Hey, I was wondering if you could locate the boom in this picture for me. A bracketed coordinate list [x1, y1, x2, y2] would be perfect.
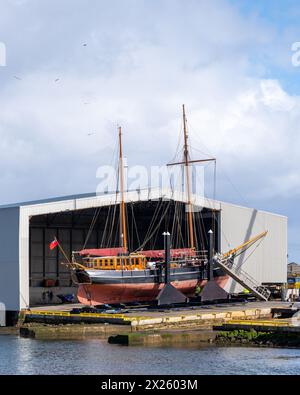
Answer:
[223, 231, 268, 259]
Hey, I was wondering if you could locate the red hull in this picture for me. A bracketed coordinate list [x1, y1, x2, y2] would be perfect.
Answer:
[77, 276, 229, 305]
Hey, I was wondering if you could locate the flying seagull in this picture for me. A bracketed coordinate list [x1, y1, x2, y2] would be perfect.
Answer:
[54, 78, 60, 83]
[13, 76, 22, 80]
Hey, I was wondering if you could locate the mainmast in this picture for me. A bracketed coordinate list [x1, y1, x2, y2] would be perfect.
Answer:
[182, 105, 195, 250]
[118, 127, 127, 252]
[167, 106, 216, 251]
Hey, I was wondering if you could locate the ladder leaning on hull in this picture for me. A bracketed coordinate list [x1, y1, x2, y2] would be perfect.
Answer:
[214, 254, 271, 301]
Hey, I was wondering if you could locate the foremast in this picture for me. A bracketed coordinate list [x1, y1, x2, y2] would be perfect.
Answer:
[118, 127, 128, 252]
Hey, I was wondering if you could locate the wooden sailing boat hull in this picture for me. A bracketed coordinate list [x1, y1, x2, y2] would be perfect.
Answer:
[74, 268, 229, 305]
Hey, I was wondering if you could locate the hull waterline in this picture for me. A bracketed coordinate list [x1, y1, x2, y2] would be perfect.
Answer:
[77, 276, 229, 305]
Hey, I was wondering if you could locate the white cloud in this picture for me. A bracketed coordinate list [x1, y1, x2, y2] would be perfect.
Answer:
[0, 0, 299, 258]
[260, 80, 295, 111]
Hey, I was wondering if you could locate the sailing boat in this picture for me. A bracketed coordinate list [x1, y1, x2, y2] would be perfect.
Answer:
[68, 107, 266, 306]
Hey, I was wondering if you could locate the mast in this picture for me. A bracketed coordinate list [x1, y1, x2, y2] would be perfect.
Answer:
[182, 105, 195, 250]
[168, 106, 216, 251]
[118, 126, 127, 252]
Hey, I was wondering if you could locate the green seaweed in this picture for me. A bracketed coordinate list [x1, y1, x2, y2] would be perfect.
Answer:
[216, 329, 300, 347]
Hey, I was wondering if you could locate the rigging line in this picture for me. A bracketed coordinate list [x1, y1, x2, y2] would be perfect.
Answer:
[187, 123, 216, 159]
[177, 203, 181, 248]
[82, 207, 102, 250]
[202, 197, 231, 249]
[178, 202, 184, 247]
[131, 203, 141, 249]
[171, 201, 176, 246]
[234, 237, 265, 268]
[135, 199, 172, 252]
[101, 204, 112, 247]
[182, 123, 252, 252]
[165, 201, 171, 232]
[191, 207, 198, 250]
[217, 220, 231, 251]
[170, 145, 184, 166]
[151, 216, 161, 250]
[106, 197, 118, 248]
[171, 200, 179, 247]
[194, 211, 200, 251]
[151, 201, 169, 250]
[125, 200, 130, 251]
[83, 213, 95, 249]
[176, 201, 182, 248]
[143, 199, 164, 245]
[169, 119, 184, 164]
[100, 141, 120, 248]
[142, 202, 159, 243]
[215, 173, 267, 245]
[106, 154, 121, 248]
[199, 210, 207, 250]
[130, 202, 134, 252]
[148, 200, 166, 248]
[190, 145, 215, 159]
[173, 201, 180, 248]
[193, 212, 200, 250]
[217, 166, 250, 208]
[215, 164, 267, 233]
[211, 160, 217, 248]
[142, 200, 172, 251]
[112, 215, 120, 248]
[194, 213, 202, 251]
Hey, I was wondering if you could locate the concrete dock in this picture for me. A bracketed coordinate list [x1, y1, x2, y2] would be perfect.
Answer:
[17, 301, 296, 344]
[24, 301, 282, 329]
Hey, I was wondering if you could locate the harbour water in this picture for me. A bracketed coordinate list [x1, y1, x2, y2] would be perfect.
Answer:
[1, 335, 300, 375]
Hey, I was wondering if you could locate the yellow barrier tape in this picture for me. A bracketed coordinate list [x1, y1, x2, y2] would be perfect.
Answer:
[24, 310, 147, 322]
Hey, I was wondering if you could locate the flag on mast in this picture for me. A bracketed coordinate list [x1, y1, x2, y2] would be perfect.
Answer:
[49, 239, 59, 251]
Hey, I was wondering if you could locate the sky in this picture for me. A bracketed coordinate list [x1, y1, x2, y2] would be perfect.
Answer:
[0, 0, 300, 261]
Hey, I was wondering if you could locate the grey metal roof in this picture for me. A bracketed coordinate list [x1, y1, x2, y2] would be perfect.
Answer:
[0, 192, 99, 209]
[0, 188, 287, 220]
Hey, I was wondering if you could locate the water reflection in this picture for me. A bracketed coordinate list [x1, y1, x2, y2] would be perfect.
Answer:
[1, 336, 300, 375]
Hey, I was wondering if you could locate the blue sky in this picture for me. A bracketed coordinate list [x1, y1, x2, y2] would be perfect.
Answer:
[230, 0, 300, 94]
[0, 0, 300, 261]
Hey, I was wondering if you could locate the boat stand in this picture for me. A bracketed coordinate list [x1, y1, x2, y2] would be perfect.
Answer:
[156, 232, 189, 306]
[200, 230, 229, 302]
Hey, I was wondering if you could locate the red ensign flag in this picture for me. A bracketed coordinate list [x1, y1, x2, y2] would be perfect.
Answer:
[49, 239, 59, 250]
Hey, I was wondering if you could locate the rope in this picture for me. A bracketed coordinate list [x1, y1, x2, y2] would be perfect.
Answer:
[131, 203, 141, 250]
[82, 207, 101, 250]
[135, 199, 172, 252]
[234, 236, 265, 260]
[142, 199, 164, 246]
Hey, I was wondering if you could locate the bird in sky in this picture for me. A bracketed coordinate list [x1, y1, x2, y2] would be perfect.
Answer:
[54, 78, 60, 83]
[13, 76, 22, 80]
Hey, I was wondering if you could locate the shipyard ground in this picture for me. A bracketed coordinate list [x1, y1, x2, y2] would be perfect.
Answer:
[5, 301, 299, 347]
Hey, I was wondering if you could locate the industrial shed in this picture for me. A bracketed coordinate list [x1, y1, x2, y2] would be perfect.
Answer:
[0, 188, 287, 320]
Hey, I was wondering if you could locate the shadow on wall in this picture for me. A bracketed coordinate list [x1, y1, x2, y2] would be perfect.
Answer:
[229, 209, 258, 294]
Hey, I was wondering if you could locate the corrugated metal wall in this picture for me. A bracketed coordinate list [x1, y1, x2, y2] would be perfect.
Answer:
[30, 227, 99, 287]
[0, 207, 20, 311]
[220, 202, 287, 293]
